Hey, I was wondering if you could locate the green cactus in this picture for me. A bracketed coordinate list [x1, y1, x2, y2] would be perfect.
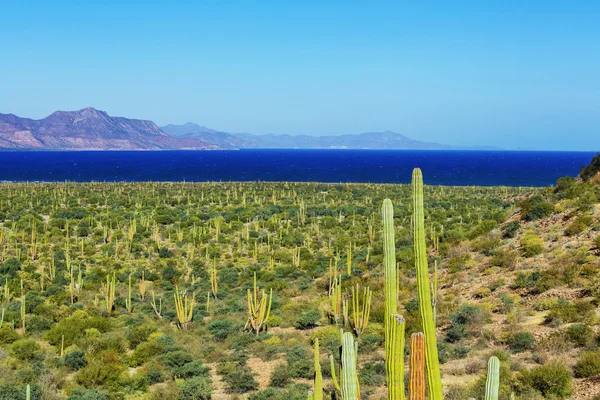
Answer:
[313, 338, 323, 400]
[341, 331, 359, 400]
[382, 198, 404, 399]
[387, 314, 406, 400]
[26, 383, 30, 400]
[485, 356, 500, 400]
[412, 168, 442, 399]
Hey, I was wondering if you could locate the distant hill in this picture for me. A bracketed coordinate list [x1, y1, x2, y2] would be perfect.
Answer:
[0, 108, 225, 150]
[161, 123, 253, 149]
[161, 124, 452, 150]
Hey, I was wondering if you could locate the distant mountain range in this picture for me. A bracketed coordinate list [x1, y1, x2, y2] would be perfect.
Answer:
[161, 122, 463, 150]
[0, 108, 500, 150]
[0, 108, 221, 150]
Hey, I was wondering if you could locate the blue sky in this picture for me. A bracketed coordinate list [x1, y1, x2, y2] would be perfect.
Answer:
[0, 1, 598, 150]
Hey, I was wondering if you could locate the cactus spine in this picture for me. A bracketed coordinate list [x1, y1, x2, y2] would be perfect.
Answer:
[313, 338, 323, 400]
[485, 356, 500, 400]
[412, 168, 443, 399]
[409, 332, 426, 400]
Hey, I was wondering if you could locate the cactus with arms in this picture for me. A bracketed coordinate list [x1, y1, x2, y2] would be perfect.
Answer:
[412, 168, 443, 399]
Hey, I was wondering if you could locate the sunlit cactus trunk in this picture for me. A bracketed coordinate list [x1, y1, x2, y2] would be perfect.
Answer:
[313, 338, 324, 400]
[341, 331, 359, 400]
[382, 199, 403, 399]
[412, 168, 443, 399]
[409, 332, 426, 400]
[485, 356, 500, 400]
[387, 314, 406, 400]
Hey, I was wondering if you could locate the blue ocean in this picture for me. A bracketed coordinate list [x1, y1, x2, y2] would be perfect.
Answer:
[0, 150, 596, 186]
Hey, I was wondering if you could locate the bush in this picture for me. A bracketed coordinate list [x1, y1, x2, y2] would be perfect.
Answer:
[218, 363, 258, 393]
[574, 351, 600, 378]
[502, 221, 520, 238]
[11, 339, 42, 361]
[565, 216, 594, 236]
[522, 200, 554, 221]
[207, 319, 239, 341]
[64, 350, 87, 370]
[295, 310, 321, 329]
[269, 363, 292, 388]
[567, 324, 593, 348]
[177, 376, 212, 400]
[66, 388, 109, 400]
[518, 361, 572, 399]
[507, 331, 536, 353]
[520, 232, 544, 257]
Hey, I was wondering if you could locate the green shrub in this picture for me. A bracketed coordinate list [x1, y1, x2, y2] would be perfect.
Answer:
[502, 221, 520, 238]
[218, 363, 258, 393]
[520, 232, 544, 257]
[75, 351, 125, 389]
[66, 387, 109, 400]
[294, 310, 321, 329]
[518, 361, 572, 399]
[64, 350, 87, 370]
[269, 363, 292, 388]
[177, 376, 212, 400]
[175, 360, 210, 379]
[566, 324, 593, 348]
[574, 351, 600, 378]
[127, 322, 157, 348]
[565, 216, 594, 236]
[507, 331, 536, 353]
[0, 326, 19, 344]
[207, 319, 239, 341]
[11, 339, 42, 361]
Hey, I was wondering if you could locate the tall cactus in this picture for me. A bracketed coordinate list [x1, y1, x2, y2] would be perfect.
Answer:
[409, 332, 426, 400]
[174, 286, 195, 330]
[382, 198, 403, 400]
[341, 331, 359, 400]
[313, 338, 324, 400]
[412, 168, 443, 399]
[485, 356, 500, 400]
[387, 314, 406, 400]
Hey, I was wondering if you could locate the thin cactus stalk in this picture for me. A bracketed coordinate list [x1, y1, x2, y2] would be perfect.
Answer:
[210, 260, 218, 298]
[412, 168, 443, 399]
[139, 271, 146, 300]
[409, 332, 426, 400]
[20, 280, 25, 333]
[485, 356, 500, 400]
[351, 284, 372, 337]
[330, 354, 341, 394]
[125, 273, 133, 313]
[313, 338, 324, 400]
[150, 291, 162, 318]
[387, 314, 405, 400]
[341, 331, 359, 400]
[105, 273, 116, 313]
[26, 383, 30, 400]
[245, 272, 273, 335]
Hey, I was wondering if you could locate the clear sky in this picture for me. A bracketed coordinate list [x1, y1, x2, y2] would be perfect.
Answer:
[1, 1, 598, 150]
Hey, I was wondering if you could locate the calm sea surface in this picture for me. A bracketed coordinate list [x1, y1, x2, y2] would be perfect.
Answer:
[0, 150, 596, 187]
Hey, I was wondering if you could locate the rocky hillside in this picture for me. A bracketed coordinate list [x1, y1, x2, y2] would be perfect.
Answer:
[0, 108, 225, 150]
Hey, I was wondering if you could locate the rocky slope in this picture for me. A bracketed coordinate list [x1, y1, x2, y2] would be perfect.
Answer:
[0, 108, 225, 150]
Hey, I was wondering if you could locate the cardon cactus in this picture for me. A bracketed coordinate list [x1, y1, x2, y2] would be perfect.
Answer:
[341, 331, 359, 400]
[409, 332, 426, 400]
[387, 314, 406, 400]
[412, 168, 443, 399]
[485, 356, 500, 400]
[313, 338, 323, 400]
[382, 198, 403, 399]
